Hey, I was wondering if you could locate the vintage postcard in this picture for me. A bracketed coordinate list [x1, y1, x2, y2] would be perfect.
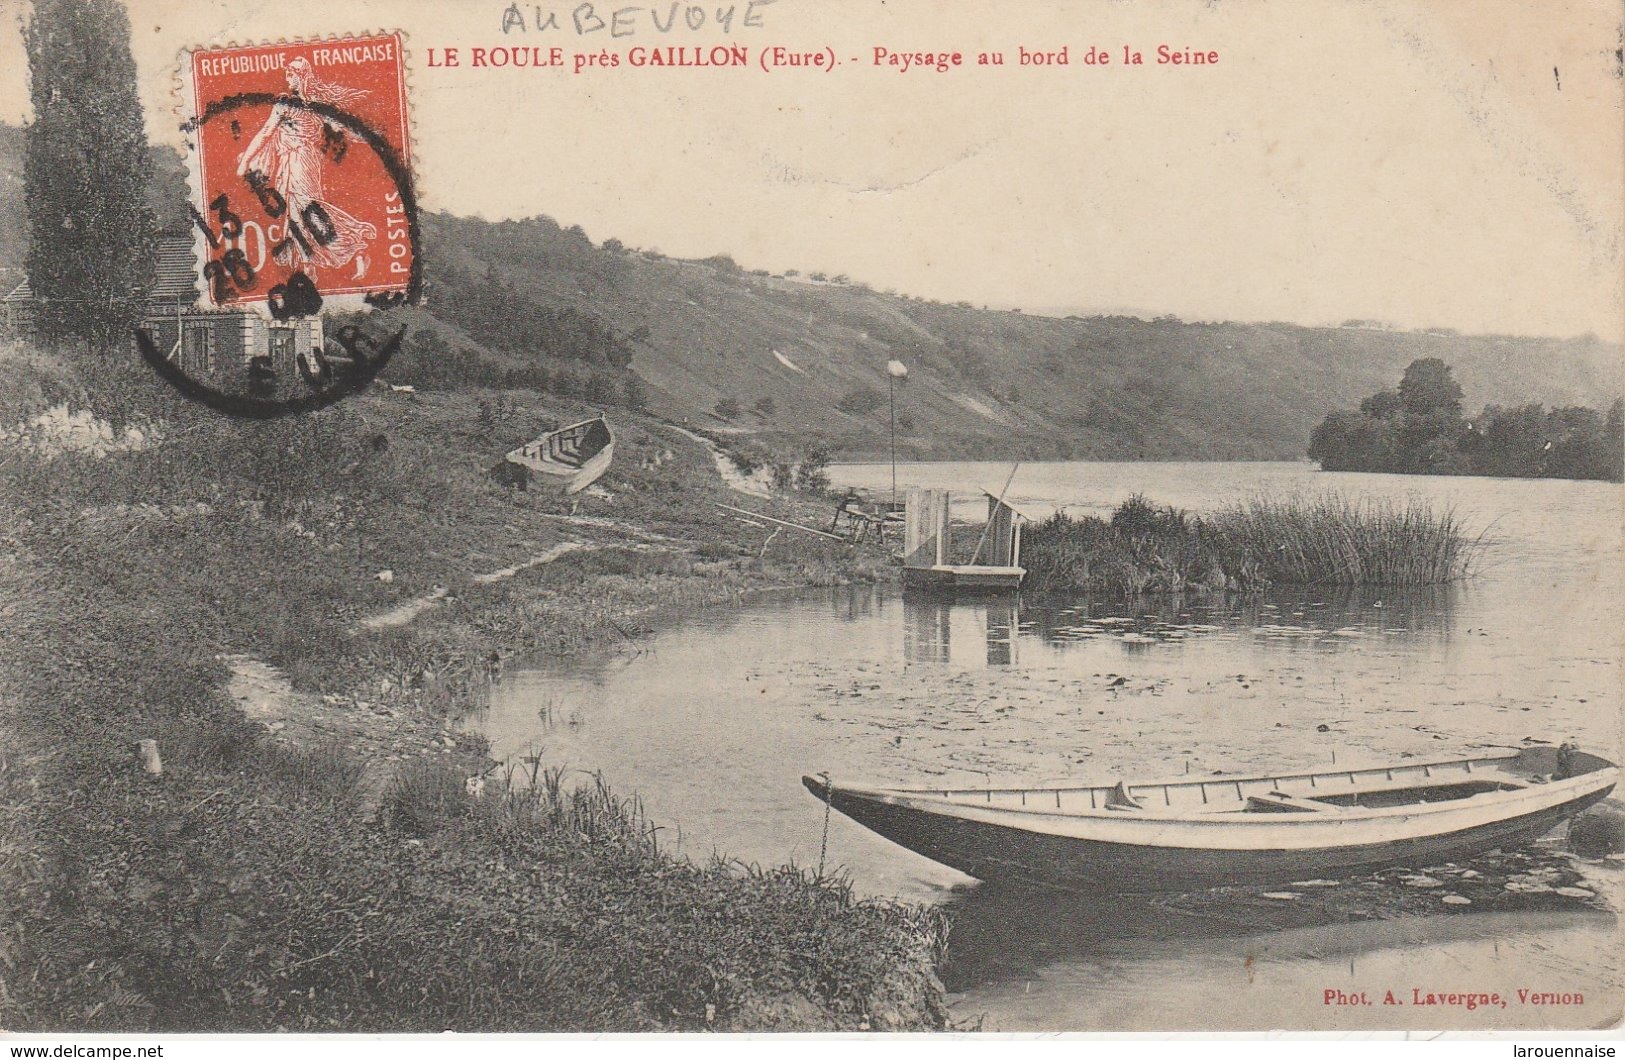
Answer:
[0, 0, 1620, 1042]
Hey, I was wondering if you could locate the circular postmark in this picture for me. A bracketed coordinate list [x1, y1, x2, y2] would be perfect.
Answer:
[139, 84, 421, 418]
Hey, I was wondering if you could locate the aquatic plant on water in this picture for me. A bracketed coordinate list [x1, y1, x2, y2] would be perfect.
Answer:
[1023, 492, 1479, 595]
[1207, 493, 1479, 586]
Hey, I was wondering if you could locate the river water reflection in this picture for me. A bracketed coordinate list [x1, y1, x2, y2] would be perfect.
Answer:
[473, 462, 1622, 1029]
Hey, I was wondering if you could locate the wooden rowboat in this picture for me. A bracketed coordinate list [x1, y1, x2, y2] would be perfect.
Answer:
[803, 745, 1617, 893]
[500, 415, 615, 494]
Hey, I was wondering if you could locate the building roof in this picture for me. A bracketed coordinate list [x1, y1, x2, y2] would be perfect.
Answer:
[2, 237, 202, 305]
[150, 237, 201, 301]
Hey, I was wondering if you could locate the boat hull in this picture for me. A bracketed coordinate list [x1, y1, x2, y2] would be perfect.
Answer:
[550, 443, 614, 495]
[803, 772, 1616, 893]
[501, 416, 615, 494]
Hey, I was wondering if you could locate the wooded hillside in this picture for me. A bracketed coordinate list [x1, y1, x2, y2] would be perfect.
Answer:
[2, 125, 1617, 461]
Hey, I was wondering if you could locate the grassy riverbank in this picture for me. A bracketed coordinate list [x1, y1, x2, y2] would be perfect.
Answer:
[1023, 493, 1480, 595]
[0, 357, 944, 1031]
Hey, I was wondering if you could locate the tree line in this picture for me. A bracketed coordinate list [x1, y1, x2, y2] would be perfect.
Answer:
[1308, 359, 1623, 482]
[427, 263, 636, 371]
[390, 326, 647, 410]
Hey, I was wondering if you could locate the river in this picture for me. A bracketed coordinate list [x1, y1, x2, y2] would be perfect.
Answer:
[472, 461, 1623, 1030]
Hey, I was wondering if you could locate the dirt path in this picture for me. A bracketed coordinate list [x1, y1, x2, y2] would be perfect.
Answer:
[664, 424, 772, 498]
[358, 541, 598, 632]
[359, 587, 451, 631]
[224, 654, 475, 815]
[471, 541, 588, 584]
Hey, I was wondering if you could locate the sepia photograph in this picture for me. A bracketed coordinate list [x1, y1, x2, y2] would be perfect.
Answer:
[0, 0, 1620, 1041]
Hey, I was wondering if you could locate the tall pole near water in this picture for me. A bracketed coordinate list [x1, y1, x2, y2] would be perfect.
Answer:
[888, 373, 896, 508]
[887, 359, 908, 510]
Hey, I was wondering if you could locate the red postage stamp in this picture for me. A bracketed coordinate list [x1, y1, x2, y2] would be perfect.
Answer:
[179, 33, 415, 316]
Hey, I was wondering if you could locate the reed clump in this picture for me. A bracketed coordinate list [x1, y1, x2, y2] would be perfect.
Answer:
[1207, 493, 1479, 586]
[1023, 492, 1479, 595]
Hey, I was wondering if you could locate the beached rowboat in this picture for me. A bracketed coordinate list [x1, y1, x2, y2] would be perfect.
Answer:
[803, 745, 1617, 893]
[500, 415, 615, 494]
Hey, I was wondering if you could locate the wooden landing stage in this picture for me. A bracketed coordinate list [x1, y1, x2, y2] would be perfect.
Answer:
[899, 563, 1026, 593]
[900, 487, 1027, 594]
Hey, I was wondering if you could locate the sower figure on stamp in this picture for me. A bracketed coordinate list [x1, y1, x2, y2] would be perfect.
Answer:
[236, 57, 377, 281]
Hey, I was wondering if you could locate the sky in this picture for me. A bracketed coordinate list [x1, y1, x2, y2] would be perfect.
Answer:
[1, 0, 1621, 339]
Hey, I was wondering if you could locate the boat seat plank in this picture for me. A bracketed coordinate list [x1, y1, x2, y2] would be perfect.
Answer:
[1246, 791, 1340, 813]
[1103, 781, 1144, 811]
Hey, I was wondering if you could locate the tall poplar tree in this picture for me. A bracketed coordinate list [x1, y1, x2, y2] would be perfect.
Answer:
[24, 0, 156, 347]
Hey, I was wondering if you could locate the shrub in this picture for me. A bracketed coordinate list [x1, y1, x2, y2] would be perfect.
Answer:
[724, 444, 769, 475]
[835, 387, 885, 417]
[794, 446, 831, 494]
[1110, 493, 1192, 539]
